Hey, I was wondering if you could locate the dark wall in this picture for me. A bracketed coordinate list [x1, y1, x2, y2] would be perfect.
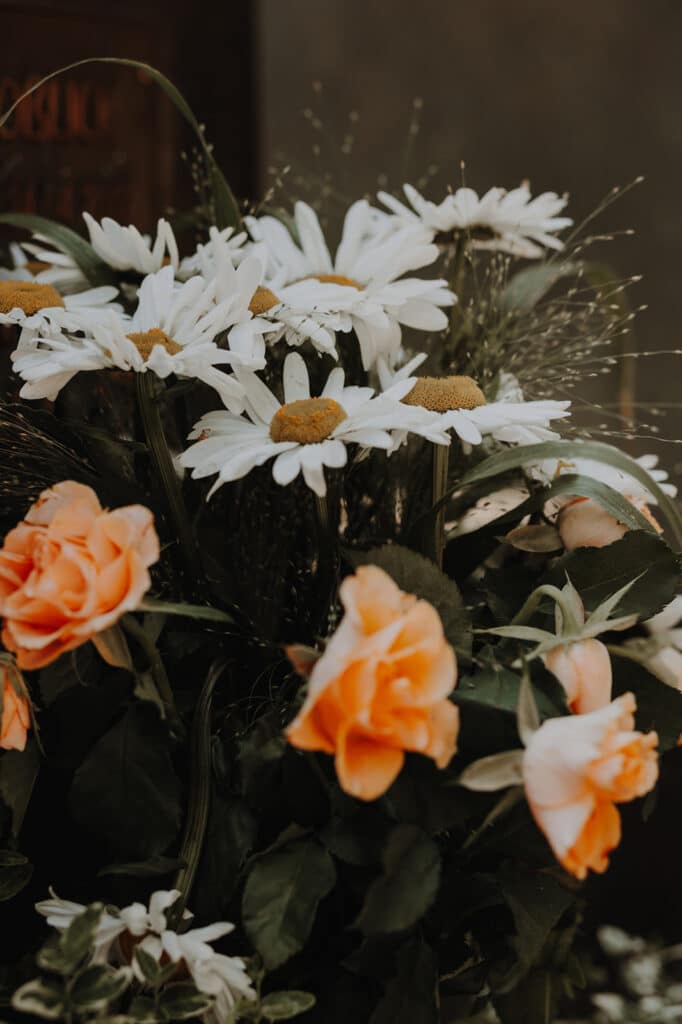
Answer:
[258, 0, 682, 470]
[0, 0, 256, 229]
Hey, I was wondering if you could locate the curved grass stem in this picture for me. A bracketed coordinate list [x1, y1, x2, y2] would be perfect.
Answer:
[173, 659, 226, 911]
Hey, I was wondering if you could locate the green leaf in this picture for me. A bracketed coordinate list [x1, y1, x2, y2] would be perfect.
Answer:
[261, 990, 316, 1021]
[540, 474, 655, 533]
[451, 440, 682, 546]
[137, 598, 234, 624]
[128, 995, 160, 1022]
[134, 947, 162, 986]
[0, 739, 40, 836]
[69, 704, 182, 860]
[357, 824, 441, 935]
[38, 904, 104, 976]
[71, 965, 131, 1011]
[0, 212, 113, 286]
[543, 531, 680, 622]
[369, 940, 438, 1024]
[493, 967, 558, 1024]
[453, 665, 566, 721]
[499, 869, 576, 975]
[347, 544, 472, 665]
[12, 977, 65, 1020]
[0, 59, 240, 230]
[158, 982, 213, 1020]
[0, 849, 33, 901]
[610, 653, 682, 751]
[499, 261, 580, 314]
[242, 838, 336, 970]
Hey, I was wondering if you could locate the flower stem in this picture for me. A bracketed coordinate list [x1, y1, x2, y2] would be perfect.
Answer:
[172, 659, 225, 913]
[511, 583, 582, 635]
[313, 492, 338, 632]
[432, 444, 450, 570]
[136, 373, 204, 598]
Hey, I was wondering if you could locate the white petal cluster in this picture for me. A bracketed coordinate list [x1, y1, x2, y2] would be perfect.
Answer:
[245, 199, 455, 368]
[36, 889, 255, 1023]
[379, 181, 572, 258]
[83, 213, 179, 274]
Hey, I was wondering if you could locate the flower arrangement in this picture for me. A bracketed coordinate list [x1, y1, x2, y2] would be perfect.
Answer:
[0, 60, 681, 1024]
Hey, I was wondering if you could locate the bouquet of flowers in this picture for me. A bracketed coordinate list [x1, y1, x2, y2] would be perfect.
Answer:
[0, 61, 680, 1024]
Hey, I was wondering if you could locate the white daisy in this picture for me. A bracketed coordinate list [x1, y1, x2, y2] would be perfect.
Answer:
[0, 277, 121, 334]
[379, 181, 572, 259]
[11, 264, 251, 410]
[1, 239, 87, 293]
[246, 200, 455, 369]
[377, 356, 570, 447]
[83, 213, 179, 274]
[181, 351, 438, 498]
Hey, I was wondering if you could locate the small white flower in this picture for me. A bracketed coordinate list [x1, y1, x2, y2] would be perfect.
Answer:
[379, 181, 572, 259]
[35, 889, 128, 964]
[36, 889, 255, 1024]
[247, 200, 455, 369]
[181, 351, 438, 498]
[177, 225, 249, 279]
[139, 923, 256, 1023]
[83, 213, 179, 274]
[11, 264, 253, 410]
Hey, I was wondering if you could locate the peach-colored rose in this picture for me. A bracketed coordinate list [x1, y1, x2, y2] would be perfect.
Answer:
[0, 665, 30, 751]
[543, 639, 612, 714]
[286, 565, 459, 801]
[522, 693, 658, 879]
[0, 481, 159, 670]
[558, 496, 661, 551]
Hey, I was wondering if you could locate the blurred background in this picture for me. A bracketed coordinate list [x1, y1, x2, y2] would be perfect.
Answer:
[2, 0, 682, 936]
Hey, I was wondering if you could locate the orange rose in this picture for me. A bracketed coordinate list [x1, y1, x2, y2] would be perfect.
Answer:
[0, 481, 159, 670]
[286, 565, 459, 801]
[522, 693, 658, 879]
[0, 664, 30, 751]
[558, 496, 661, 551]
[543, 639, 612, 714]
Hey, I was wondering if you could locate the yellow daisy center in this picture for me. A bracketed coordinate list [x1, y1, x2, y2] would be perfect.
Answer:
[0, 280, 64, 314]
[270, 397, 347, 444]
[249, 286, 281, 315]
[303, 273, 363, 289]
[402, 376, 486, 412]
[126, 327, 183, 361]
